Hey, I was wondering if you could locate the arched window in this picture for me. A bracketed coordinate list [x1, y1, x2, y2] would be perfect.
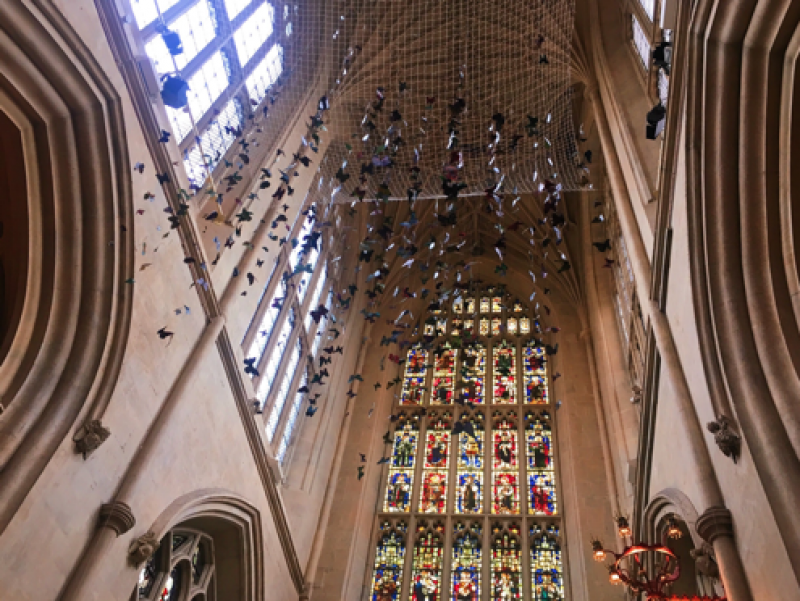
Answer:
[127, 0, 287, 185]
[135, 528, 216, 600]
[369, 520, 407, 601]
[371, 289, 565, 599]
[240, 203, 344, 465]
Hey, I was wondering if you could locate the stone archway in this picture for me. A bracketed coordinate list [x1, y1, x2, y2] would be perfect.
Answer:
[0, 0, 135, 534]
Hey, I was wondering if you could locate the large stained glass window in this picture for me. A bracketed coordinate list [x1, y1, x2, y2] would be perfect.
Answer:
[530, 523, 564, 600]
[410, 523, 445, 601]
[419, 412, 451, 513]
[371, 521, 407, 601]
[491, 523, 522, 600]
[452, 522, 481, 600]
[373, 287, 564, 599]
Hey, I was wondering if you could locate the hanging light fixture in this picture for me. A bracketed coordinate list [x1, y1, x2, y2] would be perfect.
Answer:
[616, 516, 632, 538]
[665, 516, 683, 540]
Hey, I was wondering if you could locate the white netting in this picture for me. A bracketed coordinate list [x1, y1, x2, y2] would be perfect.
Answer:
[296, 0, 580, 204]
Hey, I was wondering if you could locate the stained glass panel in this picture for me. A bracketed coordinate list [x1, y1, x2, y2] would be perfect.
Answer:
[401, 348, 428, 405]
[451, 319, 463, 336]
[452, 522, 481, 601]
[480, 297, 491, 313]
[513, 302, 524, 313]
[520, 318, 531, 335]
[465, 298, 476, 313]
[371, 521, 406, 601]
[456, 413, 484, 514]
[493, 343, 517, 404]
[491, 524, 522, 600]
[479, 318, 489, 337]
[436, 317, 447, 337]
[492, 413, 519, 515]
[432, 346, 457, 405]
[461, 344, 486, 405]
[530, 524, 564, 601]
[453, 297, 464, 314]
[410, 525, 445, 601]
[384, 416, 420, 512]
[524, 343, 548, 405]
[419, 412, 451, 513]
[464, 319, 474, 334]
[492, 297, 503, 313]
[507, 318, 518, 335]
[491, 317, 502, 337]
[526, 413, 557, 516]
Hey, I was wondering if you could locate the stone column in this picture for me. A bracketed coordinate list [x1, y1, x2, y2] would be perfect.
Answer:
[696, 506, 752, 601]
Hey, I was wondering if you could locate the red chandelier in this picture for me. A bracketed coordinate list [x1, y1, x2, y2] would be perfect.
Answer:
[590, 517, 726, 601]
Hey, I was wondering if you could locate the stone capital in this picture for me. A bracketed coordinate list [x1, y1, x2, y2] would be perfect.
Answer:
[98, 501, 135, 536]
[696, 506, 734, 544]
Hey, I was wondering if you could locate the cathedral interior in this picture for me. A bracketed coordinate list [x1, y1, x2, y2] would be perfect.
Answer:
[1, 0, 799, 599]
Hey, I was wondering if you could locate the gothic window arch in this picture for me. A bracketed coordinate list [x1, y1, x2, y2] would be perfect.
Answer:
[135, 528, 217, 600]
[370, 288, 566, 599]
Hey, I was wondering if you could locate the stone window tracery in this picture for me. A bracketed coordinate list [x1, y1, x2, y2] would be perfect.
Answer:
[135, 528, 216, 601]
[372, 290, 565, 599]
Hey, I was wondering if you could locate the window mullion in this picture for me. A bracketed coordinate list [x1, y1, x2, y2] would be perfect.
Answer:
[139, 0, 201, 41]
[260, 321, 299, 425]
[271, 353, 308, 451]
[241, 248, 287, 353]
[253, 280, 289, 376]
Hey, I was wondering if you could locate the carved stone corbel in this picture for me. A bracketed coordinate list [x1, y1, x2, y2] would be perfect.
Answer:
[706, 415, 741, 462]
[73, 419, 110, 458]
[696, 506, 734, 544]
[690, 542, 720, 579]
[128, 531, 160, 567]
[98, 501, 135, 536]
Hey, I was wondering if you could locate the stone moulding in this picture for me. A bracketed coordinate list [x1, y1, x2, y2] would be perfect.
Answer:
[0, 0, 134, 536]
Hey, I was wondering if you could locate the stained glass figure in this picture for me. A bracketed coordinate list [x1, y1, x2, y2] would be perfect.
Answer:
[464, 319, 474, 334]
[420, 412, 451, 513]
[384, 415, 420, 512]
[492, 413, 519, 514]
[507, 318, 518, 335]
[432, 346, 457, 405]
[401, 348, 428, 405]
[491, 523, 522, 600]
[452, 522, 482, 601]
[453, 297, 464, 314]
[456, 413, 484, 514]
[480, 297, 491, 313]
[451, 319, 463, 336]
[465, 298, 476, 313]
[371, 521, 407, 601]
[436, 317, 447, 337]
[410, 524, 445, 601]
[513, 301, 524, 313]
[520, 318, 531, 335]
[530, 523, 564, 601]
[491, 318, 502, 337]
[461, 344, 486, 404]
[493, 343, 517, 404]
[523, 344, 548, 405]
[492, 296, 503, 313]
[526, 412, 557, 516]
[479, 318, 490, 337]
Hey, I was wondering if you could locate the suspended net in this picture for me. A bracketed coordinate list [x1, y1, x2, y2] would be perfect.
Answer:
[293, 0, 580, 204]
